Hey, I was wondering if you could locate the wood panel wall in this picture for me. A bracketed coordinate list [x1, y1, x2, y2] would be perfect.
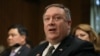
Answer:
[0, 0, 90, 47]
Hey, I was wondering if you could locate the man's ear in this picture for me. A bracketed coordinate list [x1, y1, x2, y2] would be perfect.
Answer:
[21, 35, 26, 41]
[67, 20, 72, 26]
[66, 20, 72, 30]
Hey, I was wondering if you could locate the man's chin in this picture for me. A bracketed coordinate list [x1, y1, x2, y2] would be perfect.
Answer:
[47, 36, 58, 40]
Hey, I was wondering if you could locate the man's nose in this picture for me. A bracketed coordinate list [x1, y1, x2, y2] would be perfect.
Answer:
[48, 18, 55, 25]
[8, 36, 12, 39]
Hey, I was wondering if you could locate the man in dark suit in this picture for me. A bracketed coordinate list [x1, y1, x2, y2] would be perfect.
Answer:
[28, 4, 98, 56]
[1, 24, 31, 56]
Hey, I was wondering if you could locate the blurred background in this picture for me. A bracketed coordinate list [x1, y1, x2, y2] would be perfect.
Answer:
[0, 0, 99, 48]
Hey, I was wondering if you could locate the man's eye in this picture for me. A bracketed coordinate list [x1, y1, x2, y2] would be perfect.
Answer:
[11, 34, 16, 37]
[55, 16, 62, 20]
[57, 17, 61, 19]
[44, 17, 49, 21]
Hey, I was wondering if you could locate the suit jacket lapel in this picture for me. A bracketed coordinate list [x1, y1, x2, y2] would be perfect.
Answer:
[14, 45, 26, 56]
[36, 42, 49, 56]
[52, 35, 74, 56]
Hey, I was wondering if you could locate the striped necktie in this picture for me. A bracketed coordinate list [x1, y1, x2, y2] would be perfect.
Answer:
[45, 46, 54, 56]
[10, 50, 16, 56]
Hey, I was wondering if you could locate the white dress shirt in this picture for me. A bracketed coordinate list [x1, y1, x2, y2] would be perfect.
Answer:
[42, 43, 60, 56]
[9, 46, 22, 56]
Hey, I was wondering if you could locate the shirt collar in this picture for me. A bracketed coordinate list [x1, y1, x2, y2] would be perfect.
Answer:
[48, 43, 60, 49]
[13, 46, 22, 53]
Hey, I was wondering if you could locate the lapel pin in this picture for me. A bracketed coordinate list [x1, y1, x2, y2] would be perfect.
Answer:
[59, 48, 63, 51]
[17, 51, 21, 54]
[36, 53, 40, 56]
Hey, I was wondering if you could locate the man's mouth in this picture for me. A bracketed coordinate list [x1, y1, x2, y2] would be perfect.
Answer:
[49, 28, 56, 32]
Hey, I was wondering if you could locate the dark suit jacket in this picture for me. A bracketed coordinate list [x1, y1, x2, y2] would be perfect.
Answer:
[28, 35, 99, 56]
[0, 44, 30, 56]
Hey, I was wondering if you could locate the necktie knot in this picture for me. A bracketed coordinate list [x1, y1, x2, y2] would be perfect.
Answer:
[49, 46, 54, 51]
[10, 50, 16, 56]
[10, 51, 16, 56]
[45, 46, 54, 56]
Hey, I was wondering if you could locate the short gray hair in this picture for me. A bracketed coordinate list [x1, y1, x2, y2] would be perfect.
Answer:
[44, 4, 71, 21]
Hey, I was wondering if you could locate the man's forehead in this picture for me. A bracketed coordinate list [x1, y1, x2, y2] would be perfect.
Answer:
[46, 7, 64, 12]
[44, 7, 65, 15]
[8, 29, 19, 34]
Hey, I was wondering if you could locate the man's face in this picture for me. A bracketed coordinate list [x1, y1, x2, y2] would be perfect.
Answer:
[43, 7, 71, 42]
[7, 28, 25, 47]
